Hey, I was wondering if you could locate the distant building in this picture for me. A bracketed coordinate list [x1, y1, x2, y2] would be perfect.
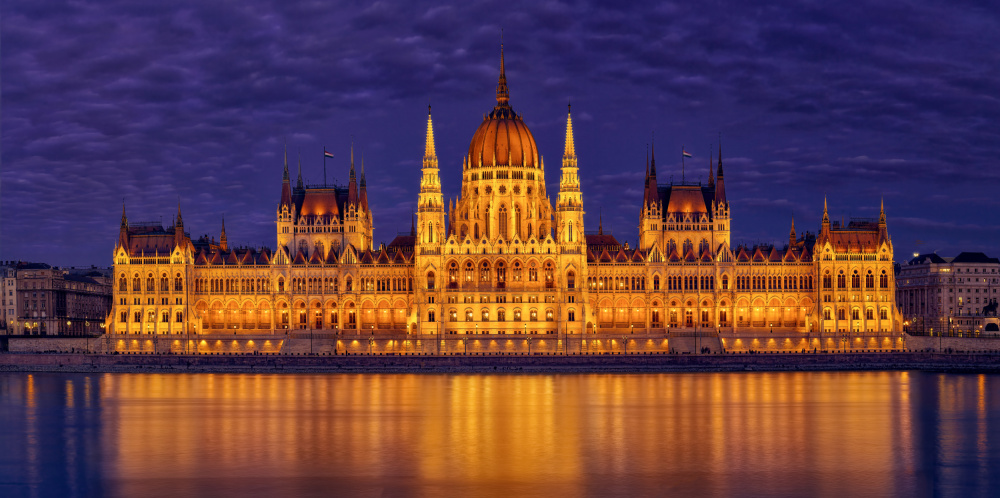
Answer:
[1, 262, 18, 332]
[896, 252, 1000, 335]
[10, 262, 112, 336]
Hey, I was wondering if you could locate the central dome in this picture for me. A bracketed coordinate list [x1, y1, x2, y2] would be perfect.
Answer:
[466, 49, 539, 169]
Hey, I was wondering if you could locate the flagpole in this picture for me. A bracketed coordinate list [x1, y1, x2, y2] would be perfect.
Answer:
[323, 146, 327, 186]
[681, 145, 685, 184]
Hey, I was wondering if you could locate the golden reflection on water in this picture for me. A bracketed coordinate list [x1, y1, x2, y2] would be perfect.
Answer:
[85, 372, 944, 496]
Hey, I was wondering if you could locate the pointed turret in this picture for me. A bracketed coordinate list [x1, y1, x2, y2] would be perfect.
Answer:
[220, 216, 228, 252]
[789, 215, 796, 247]
[118, 201, 129, 251]
[878, 198, 888, 243]
[425, 104, 437, 160]
[279, 144, 292, 210]
[557, 103, 585, 243]
[646, 142, 659, 206]
[348, 142, 358, 207]
[598, 210, 604, 235]
[410, 214, 416, 237]
[821, 196, 830, 234]
[714, 141, 727, 205]
[295, 151, 304, 190]
[175, 201, 185, 248]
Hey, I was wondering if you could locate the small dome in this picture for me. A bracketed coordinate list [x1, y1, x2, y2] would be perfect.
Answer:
[466, 48, 539, 169]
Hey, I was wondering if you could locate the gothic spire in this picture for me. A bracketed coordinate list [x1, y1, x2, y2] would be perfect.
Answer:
[598, 209, 604, 235]
[220, 215, 228, 252]
[424, 105, 437, 159]
[564, 102, 576, 157]
[496, 37, 509, 106]
[296, 149, 303, 189]
[714, 138, 727, 205]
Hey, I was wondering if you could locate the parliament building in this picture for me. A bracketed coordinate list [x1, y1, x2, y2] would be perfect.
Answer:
[110, 51, 902, 352]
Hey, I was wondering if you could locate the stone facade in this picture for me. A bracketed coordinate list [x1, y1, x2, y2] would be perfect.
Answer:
[896, 252, 1000, 335]
[111, 52, 902, 344]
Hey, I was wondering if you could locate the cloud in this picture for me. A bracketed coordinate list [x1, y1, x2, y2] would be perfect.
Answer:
[3, 0, 999, 264]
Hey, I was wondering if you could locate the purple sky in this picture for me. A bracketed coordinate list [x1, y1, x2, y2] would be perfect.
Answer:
[3, 0, 999, 267]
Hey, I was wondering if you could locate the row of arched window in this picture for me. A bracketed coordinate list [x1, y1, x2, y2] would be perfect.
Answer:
[822, 270, 889, 290]
[445, 307, 557, 322]
[193, 278, 272, 294]
[118, 273, 183, 293]
[735, 275, 814, 291]
[822, 307, 890, 321]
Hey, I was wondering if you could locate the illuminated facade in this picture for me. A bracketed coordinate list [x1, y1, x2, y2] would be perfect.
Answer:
[896, 252, 1000, 335]
[111, 50, 902, 342]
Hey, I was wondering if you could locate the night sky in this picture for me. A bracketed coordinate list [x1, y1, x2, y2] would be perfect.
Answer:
[3, 0, 999, 267]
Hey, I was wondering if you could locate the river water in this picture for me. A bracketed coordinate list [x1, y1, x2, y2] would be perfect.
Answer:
[0, 371, 998, 497]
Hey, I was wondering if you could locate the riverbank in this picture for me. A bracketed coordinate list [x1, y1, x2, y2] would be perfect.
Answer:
[3, 351, 1000, 374]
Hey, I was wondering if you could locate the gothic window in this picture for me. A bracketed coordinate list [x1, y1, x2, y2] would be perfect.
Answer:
[851, 271, 861, 289]
[496, 261, 507, 284]
[865, 308, 874, 320]
[474, 223, 480, 240]
[465, 309, 473, 322]
[119, 276, 127, 292]
[837, 271, 846, 289]
[544, 262, 554, 288]
[666, 240, 677, 256]
[851, 308, 860, 320]
[699, 239, 709, 255]
[345, 276, 352, 292]
[879, 271, 888, 289]
[682, 240, 693, 256]
[837, 308, 846, 320]
[146, 274, 155, 293]
[499, 206, 508, 240]
[513, 261, 522, 282]
[879, 308, 888, 320]
[823, 272, 832, 290]
[465, 261, 474, 282]
[721, 275, 729, 290]
[567, 271, 575, 289]
[865, 270, 874, 289]
[568, 221, 574, 242]
[824, 308, 831, 320]
[653, 275, 660, 291]
[528, 263, 538, 282]
[481, 308, 490, 321]
[449, 261, 458, 287]
[480, 261, 491, 283]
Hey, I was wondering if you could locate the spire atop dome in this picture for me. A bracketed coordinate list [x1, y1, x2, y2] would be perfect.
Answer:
[496, 35, 509, 106]
[296, 149, 303, 189]
[282, 139, 289, 181]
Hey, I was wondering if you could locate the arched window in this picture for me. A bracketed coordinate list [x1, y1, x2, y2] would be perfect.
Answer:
[837, 308, 846, 320]
[823, 308, 832, 320]
[496, 261, 506, 285]
[480, 261, 491, 283]
[823, 271, 832, 289]
[865, 308, 874, 320]
[514, 205, 522, 239]
[146, 274, 155, 293]
[851, 270, 861, 289]
[851, 308, 860, 320]
[865, 270, 874, 288]
[682, 239, 693, 256]
[568, 221, 574, 242]
[465, 309, 474, 322]
[160, 274, 169, 292]
[567, 271, 576, 289]
[465, 261, 474, 282]
[721, 275, 729, 290]
[481, 308, 490, 321]
[879, 270, 888, 289]
[174, 273, 183, 292]
[653, 275, 660, 291]
[474, 223, 480, 240]
[837, 271, 846, 289]
[544, 262, 554, 288]
[448, 261, 458, 288]
[119, 275, 127, 292]
[498, 205, 508, 240]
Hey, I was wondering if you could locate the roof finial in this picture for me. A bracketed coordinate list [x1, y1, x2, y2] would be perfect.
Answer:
[121, 199, 128, 226]
[296, 148, 303, 189]
[425, 105, 437, 159]
[283, 138, 289, 180]
[563, 101, 575, 157]
[598, 208, 604, 235]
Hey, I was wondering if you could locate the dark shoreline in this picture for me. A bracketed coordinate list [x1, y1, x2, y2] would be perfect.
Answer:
[3, 351, 1000, 374]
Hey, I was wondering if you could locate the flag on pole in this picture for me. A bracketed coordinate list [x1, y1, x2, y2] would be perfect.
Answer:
[682, 150, 693, 158]
[324, 149, 334, 158]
